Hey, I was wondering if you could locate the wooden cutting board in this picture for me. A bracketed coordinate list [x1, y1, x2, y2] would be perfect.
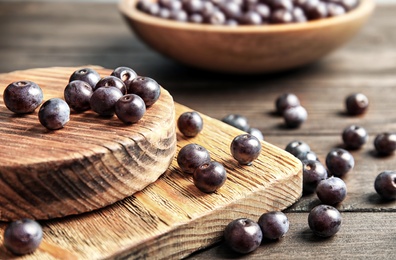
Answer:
[0, 67, 302, 259]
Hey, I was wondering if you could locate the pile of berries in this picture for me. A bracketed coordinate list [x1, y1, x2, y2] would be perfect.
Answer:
[136, 0, 360, 26]
[2, 67, 161, 130]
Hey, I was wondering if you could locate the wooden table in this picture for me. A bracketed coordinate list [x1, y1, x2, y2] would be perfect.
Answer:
[0, 1, 395, 259]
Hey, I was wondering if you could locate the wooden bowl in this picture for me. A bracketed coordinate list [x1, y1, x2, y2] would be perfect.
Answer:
[119, 0, 375, 74]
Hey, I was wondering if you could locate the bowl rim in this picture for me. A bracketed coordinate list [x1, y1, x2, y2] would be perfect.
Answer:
[119, 0, 375, 33]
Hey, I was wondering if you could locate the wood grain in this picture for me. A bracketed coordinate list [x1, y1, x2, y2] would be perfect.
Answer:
[0, 67, 302, 259]
[0, 66, 177, 220]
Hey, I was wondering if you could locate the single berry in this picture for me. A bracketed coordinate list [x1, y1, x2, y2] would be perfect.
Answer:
[64, 80, 93, 112]
[69, 68, 101, 89]
[345, 93, 369, 115]
[257, 211, 289, 240]
[374, 171, 396, 200]
[3, 81, 43, 114]
[247, 127, 264, 141]
[128, 76, 161, 107]
[296, 150, 319, 162]
[3, 219, 43, 255]
[275, 93, 300, 115]
[90, 86, 124, 117]
[283, 105, 307, 128]
[342, 125, 368, 150]
[38, 98, 70, 130]
[316, 176, 347, 205]
[302, 160, 328, 194]
[308, 205, 342, 237]
[94, 76, 127, 94]
[111, 66, 138, 89]
[177, 111, 204, 137]
[115, 94, 146, 124]
[221, 114, 250, 131]
[224, 218, 263, 254]
[230, 134, 261, 165]
[193, 161, 227, 193]
[285, 140, 311, 158]
[177, 143, 211, 174]
[325, 148, 354, 177]
[374, 132, 396, 155]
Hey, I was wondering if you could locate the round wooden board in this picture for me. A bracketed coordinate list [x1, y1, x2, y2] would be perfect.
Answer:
[0, 66, 176, 221]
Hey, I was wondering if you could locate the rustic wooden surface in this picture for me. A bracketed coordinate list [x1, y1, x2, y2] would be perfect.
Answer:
[0, 0, 396, 259]
[0, 67, 302, 259]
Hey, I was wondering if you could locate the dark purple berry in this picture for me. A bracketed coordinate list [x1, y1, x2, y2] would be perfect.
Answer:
[345, 93, 369, 116]
[221, 114, 250, 131]
[3, 81, 43, 114]
[38, 98, 70, 130]
[90, 86, 124, 117]
[64, 80, 93, 112]
[316, 176, 347, 205]
[94, 76, 127, 94]
[177, 143, 211, 174]
[177, 111, 204, 137]
[230, 134, 261, 165]
[374, 132, 396, 155]
[283, 105, 307, 128]
[374, 171, 396, 200]
[3, 219, 43, 255]
[285, 140, 311, 158]
[111, 66, 138, 89]
[308, 205, 342, 237]
[342, 125, 368, 150]
[326, 2, 346, 16]
[128, 76, 161, 107]
[247, 127, 264, 141]
[303, 160, 328, 194]
[325, 148, 354, 177]
[69, 68, 101, 89]
[240, 11, 262, 25]
[193, 161, 227, 193]
[115, 94, 146, 124]
[258, 211, 289, 240]
[296, 150, 319, 162]
[224, 218, 263, 254]
[271, 9, 294, 24]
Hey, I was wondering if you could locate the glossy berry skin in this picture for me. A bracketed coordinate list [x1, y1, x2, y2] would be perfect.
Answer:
[177, 143, 211, 174]
[374, 132, 396, 155]
[316, 176, 347, 205]
[69, 68, 101, 89]
[111, 66, 138, 89]
[115, 94, 146, 124]
[177, 111, 203, 137]
[64, 80, 93, 112]
[302, 160, 328, 194]
[345, 93, 369, 116]
[3, 81, 43, 114]
[308, 205, 342, 237]
[257, 211, 289, 240]
[285, 140, 311, 158]
[94, 76, 127, 94]
[283, 105, 307, 128]
[3, 219, 43, 255]
[247, 127, 264, 141]
[128, 76, 161, 107]
[223, 218, 263, 254]
[221, 114, 250, 131]
[231, 134, 261, 165]
[325, 148, 354, 177]
[296, 150, 319, 162]
[38, 98, 70, 130]
[342, 125, 368, 150]
[90, 86, 123, 117]
[275, 93, 300, 115]
[193, 161, 227, 193]
[374, 171, 396, 200]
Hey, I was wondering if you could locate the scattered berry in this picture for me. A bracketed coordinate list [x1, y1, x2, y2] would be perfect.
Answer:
[302, 160, 328, 194]
[308, 205, 342, 237]
[221, 114, 250, 132]
[128, 76, 161, 107]
[316, 176, 347, 205]
[90, 86, 123, 117]
[342, 125, 368, 150]
[177, 111, 204, 137]
[283, 105, 307, 128]
[177, 143, 211, 174]
[64, 80, 93, 112]
[247, 127, 264, 141]
[38, 98, 70, 130]
[193, 161, 227, 193]
[3, 81, 43, 114]
[115, 94, 146, 124]
[345, 93, 369, 116]
[257, 211, 289, 240]
[230, 134, 261, 165]
[374, 171, 396, 200]
[374, 132, 396, 155]
[325, 148, 354, 177]
[275, 93, 300, 115]
[3, 219, 43, 255]
[224, 218, 262, 254]
[285, 140, 311, 158]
